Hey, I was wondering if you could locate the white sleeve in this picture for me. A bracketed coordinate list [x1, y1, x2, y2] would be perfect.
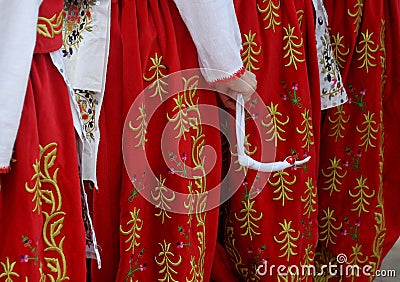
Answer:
[173, 0, 244, 83]
[0, 0, 40, 170]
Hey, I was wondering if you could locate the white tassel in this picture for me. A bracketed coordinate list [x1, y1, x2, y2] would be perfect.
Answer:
[235, 94, 311, 172]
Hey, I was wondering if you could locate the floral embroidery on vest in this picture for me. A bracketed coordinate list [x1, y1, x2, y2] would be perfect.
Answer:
[62, 0, 94, 57]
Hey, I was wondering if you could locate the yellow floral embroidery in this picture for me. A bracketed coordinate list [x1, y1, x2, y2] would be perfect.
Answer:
[155, 240, 182, 282]
[296, 109, 314, 152]
[328, 105, 350, 142]
[301, 178, 317, 218]
[168, 76, 207, 282]
[347, 0, 363, 34]
[349, 176, 375, 217]
[242, 31, 261, 71]
[234, 198, 263, 241]
[37, 11, 63, 38]
[300, 244, 315, 281]
[143, 53, 168, 101]
[380, 20, 387, 94]
[321, 157, 347, 196]
[0, 257, 19, 282]
[129, 103, 148, 150]
[356, 30, 379, 73]
[167, 93, 190, 140]
[25, 143, 69, 281]
[262, 102, 289, 147]
[283, 24, 305, 70]
[296, 10, 304, 30]
[269, 170, 296, 206]
[319, 208, 342, 247]
[257, 0, 281, 32]
[369, 109, 386, 277]
[151, 176, 175, 224]
[274, 220, 300, 262]
[356, 111, 379, 151]
[222, 225, 247, 279]
[331, 32, 350, 70]
[120, 207, 143, 254]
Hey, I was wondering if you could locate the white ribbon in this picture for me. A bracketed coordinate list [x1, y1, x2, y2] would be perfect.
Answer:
[235, 94, 311, 172]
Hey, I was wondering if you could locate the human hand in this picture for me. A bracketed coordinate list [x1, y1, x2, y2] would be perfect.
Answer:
[214, 70, 257, 110]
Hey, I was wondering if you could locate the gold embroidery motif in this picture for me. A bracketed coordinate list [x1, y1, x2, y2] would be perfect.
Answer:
[328, 105, 350, 143]
[143, 53, 168, 101]
[37, 11, 63, 38]
[319, 208, 342, 247]
[347, 0, 363, 34]
[262, 102, 289, 146]
[369, 109, 386, 277]
[296, 10, 304, 30]
[356, 30, 379, 73]
[321, 157, 347, 196]
[331, 32, 350, 70]
[171, 76, 207, 282]
[349, 176, 375, 217]
[283, 24, 305, 70]
[348, 243, 368, 267]
[268, 170, 296, 206]
[155, 240, 182, 282]
[129, 103, 148, 150]
[234, 198, 263, 241]
[242, 31, 261, 71]
[0, 257, 19, 281]
[25, 143, 69, 281]
[274, 220, 300, 262]
[257, 0, 281, 32]
[296, 109, 314, 152]
[301, 178, 317, 218]
[120, 207, 143, 254]
[151, 176, 175, 223]
[380, 20, 387, 94]
[300, 244, 314, 281]
[356, 111, 378, 151]
[167, 93, 190, 140]
[222, 225, 247, 280]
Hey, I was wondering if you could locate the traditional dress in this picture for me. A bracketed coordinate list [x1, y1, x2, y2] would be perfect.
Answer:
[0, 0, 87, 280]
[91, 0, 247, 281]
[217, 0, 346, 281]
[316, 0, 400, 280]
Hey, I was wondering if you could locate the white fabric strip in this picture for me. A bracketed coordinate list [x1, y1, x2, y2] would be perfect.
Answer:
[236, 94, 311, 172]
[173, 0, 243, 82]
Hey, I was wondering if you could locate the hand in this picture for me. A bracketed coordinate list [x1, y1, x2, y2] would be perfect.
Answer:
[214, 70, 257, 110]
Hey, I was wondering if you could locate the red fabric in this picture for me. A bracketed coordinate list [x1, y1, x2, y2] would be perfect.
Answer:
[218, 0, 321, 281]
[316, 0, 400, 280]
[0, 54, 86, 281]
[90, 0, 123, 281]
[382, 0, 400, 256]
[93, 0, 222, 281]
[34, 0, 63, 54]
[211, 243, 240, 282]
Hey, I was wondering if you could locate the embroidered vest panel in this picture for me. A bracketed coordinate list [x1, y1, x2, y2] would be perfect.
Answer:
[34, 0, 63, 54]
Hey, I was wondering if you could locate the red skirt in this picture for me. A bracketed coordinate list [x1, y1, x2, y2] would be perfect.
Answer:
[316, 0, 400, 280]
[218, 0, 322, 281]
[92, 0, 224, 281]
[0, 54, 86, 281]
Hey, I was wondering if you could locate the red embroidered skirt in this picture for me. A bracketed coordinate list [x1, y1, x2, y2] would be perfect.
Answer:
[217, 0, 322, 281]
[316, 0, 400, 280]
[0, 53, 86, 281]
[92, 0, 224, 281]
